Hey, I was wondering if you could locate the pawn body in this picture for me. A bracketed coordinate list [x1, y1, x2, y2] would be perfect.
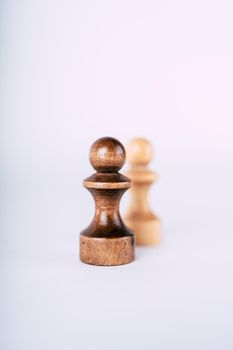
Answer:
[124, 138, 161, 245]
[80, 137, 135, 266]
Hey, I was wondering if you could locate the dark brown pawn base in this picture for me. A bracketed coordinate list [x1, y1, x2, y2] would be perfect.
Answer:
[80, 235, 135, 266]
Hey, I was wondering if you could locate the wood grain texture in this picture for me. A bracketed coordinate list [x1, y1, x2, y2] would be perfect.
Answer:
[124, 138, 161, 245]
[80, 137, 135, 266]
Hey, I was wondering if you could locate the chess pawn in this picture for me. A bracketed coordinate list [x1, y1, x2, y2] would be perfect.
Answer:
[80, 137, 135, 266]
[124, 138, 161, 245]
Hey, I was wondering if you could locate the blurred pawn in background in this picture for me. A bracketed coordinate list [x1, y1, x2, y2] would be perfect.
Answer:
[124, 138, 161, 245]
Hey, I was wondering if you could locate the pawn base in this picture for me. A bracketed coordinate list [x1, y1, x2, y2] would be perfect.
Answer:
[80, 235, 135, 266]
[125, 218, 161, 245]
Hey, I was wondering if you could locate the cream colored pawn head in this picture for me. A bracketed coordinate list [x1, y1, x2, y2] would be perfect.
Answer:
[127, 138, 153, 167]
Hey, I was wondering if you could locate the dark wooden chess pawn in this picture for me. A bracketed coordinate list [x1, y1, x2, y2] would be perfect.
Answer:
[80, 137, 135, 266]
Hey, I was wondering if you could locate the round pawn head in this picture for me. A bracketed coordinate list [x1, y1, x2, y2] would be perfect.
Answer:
[89, 137, 126, 173]
[127, 138, 153, 166]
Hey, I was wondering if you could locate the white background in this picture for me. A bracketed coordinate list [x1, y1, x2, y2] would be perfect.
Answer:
[1, 0, 233, 349]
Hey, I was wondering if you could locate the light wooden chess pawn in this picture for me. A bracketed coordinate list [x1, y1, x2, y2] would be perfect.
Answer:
[124, 138, 161, 245]
[80, 136, 135, 266]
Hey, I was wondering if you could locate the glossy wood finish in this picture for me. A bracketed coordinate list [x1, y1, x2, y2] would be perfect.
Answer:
[80, 137, 135, 266]
[124, 138, 161, 245]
